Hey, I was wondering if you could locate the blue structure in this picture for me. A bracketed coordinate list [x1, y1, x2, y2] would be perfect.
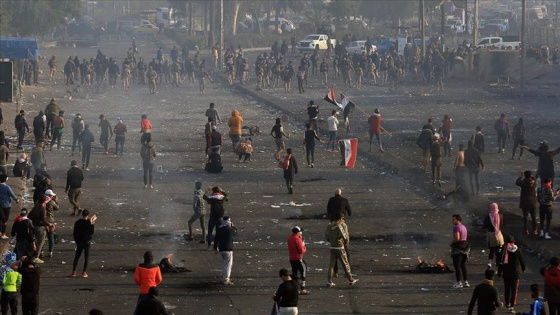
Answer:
[0, 37, 39, 60]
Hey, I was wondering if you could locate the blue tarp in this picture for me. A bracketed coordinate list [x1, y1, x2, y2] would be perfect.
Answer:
[0, 37, 39, 60]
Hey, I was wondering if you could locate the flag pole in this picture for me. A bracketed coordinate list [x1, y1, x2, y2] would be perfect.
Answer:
[353, 104, 393, 137]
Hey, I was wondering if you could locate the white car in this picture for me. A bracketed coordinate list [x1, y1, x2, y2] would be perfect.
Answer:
[345, 40, 376, 55]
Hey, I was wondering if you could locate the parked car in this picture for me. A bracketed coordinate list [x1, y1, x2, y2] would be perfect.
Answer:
[261, 18, 295, 33]
[475, 36, 520, 49]
[298, 34, 336, 52]
[345, 40, 376, 55]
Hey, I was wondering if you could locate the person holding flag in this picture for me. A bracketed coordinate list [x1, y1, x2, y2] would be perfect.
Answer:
[340, 94, 355, 134]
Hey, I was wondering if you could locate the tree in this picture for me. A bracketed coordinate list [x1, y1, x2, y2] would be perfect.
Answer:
[1, 0, 81, 37]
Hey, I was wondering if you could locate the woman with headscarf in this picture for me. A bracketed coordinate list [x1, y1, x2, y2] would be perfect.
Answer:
[483, 203, 504, 269]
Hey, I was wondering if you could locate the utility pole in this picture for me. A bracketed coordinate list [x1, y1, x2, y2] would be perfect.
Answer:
[441, 2, 445, 50]
[521, 0, 526, 88]
[556, 0, 558, 29]
[420, 0, 425, 57]
[219, 0, 224, 71]
[473, 0, 479, 45]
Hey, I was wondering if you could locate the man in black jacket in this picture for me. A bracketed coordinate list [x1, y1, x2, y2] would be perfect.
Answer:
[273, 268, 299, 314]
[70, 209, 95, 278]
[464, 139, 484, 196]
[326, 188, 352, 221]
[80, 124, 95, 170]
[20, 256, 41, 315]
[516, 170, 538, 235]
[468, 269, 502, 315]
[65, 160, 84, 216]
[136, 287, 168, 315]
[213, 216, 235, 285]
[14, 110, 29, 149]
[203, 187, 228, 247]
[11, 209, 35, 259]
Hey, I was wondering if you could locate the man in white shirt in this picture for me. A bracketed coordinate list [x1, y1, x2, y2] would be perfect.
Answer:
[327, 110, 339, 152]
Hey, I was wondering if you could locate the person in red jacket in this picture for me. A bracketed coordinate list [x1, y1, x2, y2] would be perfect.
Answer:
[367, 108, 383, 153]
[287, 226, 309, 294]
[134, 251, 162, 314]
[542, 256, 560, 314]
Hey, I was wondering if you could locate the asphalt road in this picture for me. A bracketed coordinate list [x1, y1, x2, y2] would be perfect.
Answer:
[2, 36, 558, 315]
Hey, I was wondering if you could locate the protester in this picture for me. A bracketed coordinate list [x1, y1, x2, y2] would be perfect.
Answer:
[519, 284, 547, 315]
[70, 209, 96, 278]
[498, 235, 526, 314]
[440, 114, 453, 157]
[511, 118, 526, 160]
[44, 189, 58, 258]
[537, 177, 559, 239]
[417, 126, 433, 172]
[113, 117, 127, 156]
[80, 124, 95, 170]
[205, 147, 223, 173]
[140, 136, 157, 189]
[287, 226, 309, 295]
[213, 216, 235, 285]
[472, 126, 485, 154]
[66, 160, 84, 216]
[134, 251, 162, 313]
[521, 141, 560, 186]
[430, 133, 443, 186]
[494, 113, 510, 154]
[12, 153, 31, 180]
[98, 114, 113, 155]
[228, 110, 243, 149]
[271, 118, 289, 161]
[0, 174, 18, 239]
[19, 256, 41, 315]
[464, 139, 484, 196]
[273, 268, 299, 315]
[325, 213, 358, 287]
[1, 253, 22, 315]
[326, 188, 352, 221]
[542, 256, 560, 314]
[203, 186, 228, 247]
[10, 209, 34, 260]
[27, 195, 52, 264]
[50, 110, 64, 151]
[281, 148, 298, 194]
[30, 141, 46, 176]
[205, 102, 221, 126]
[326, 110, 339, 152]
[467, 269, 502, 315]
[451, 214, 469, 288]
[71, 113, 84, 156]
[367, 108, 383, 153]
[14, 110, 29, 150]
[516, 171, 538, 235]
[136, 287, 168, 315]
[186, 181, 206, 243]
[482, 203, 504, 269]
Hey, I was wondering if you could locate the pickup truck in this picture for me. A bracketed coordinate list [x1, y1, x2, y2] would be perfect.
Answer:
[298, 34, 336, 53]
[475, 36, 520, 49]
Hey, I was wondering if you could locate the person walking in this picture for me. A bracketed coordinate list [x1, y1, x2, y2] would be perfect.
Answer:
[273, 268, 300, 315]
[14, 110, 29, 149]
[0, 139, 9, 176]
[134, 251, 162, 313]
[140, 136, 156, 189]
[50, 111, 64, 151]
[0, 174, 19, 239]
[113, 118, 127, 156]
[205, 102, 221, 126]
[498, 235, 526, 314]
[32, 111, 45, 144]
[511, 118, 526, 160]
[325, 213, 358, 287]
[203, 186, 228, 247]
[287, 226, 309, 295]
[543, 256, 560, 315]
[483, 203, 504, 269]
[326, 110, 339, 152]
[440, 114, 453, 157]
[44, 98, 61, 139]
[186, 181, 206, 243]
[451, 214, 469, 288]
[213, 216, 235, 285]
[281, 148, 298, 194]
[472, 126, 485, 154]
[227, 110, 243, 149]
[10, 209, 35, 260]
[98, 115, 113, 155]
[464, 139, 484, 196]
[430, 133, 443, 186]
[30, 141, 46, 177]
[80, 124, 95, 170]
[302, 123, 321, 168]
[467, 269, 502, 315]
[271, 118, 289, 161]
[537, 177, 559, 239]
[367, 108, 383, 153]
[71, 113, 84, 156]
[70, 209, 96, 278]
[44, 189, 58, 258]
[516, 170, 538, 235]
[27, 195, 53, 264]
[417, 126, 433, 172]
[494, 113, 510, 154]
[453, 144, 467, 193]
[65, 160, 84, 216]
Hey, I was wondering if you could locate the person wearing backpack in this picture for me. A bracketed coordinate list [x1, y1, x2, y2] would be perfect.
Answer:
[512, 118, 526, 160]
[494, 113, 510, 154]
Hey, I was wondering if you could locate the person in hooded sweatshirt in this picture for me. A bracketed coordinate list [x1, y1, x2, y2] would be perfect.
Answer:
[468, 268, 502, 315]
[498, 234, 526, 314]
[134, 251, 162, 314]
[542, 256, 560, 314]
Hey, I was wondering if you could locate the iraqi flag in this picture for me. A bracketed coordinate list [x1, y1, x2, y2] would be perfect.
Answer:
[340, 94, 355, 120]
[324, 86, 340, 107]
[339, 138, 358, 168]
